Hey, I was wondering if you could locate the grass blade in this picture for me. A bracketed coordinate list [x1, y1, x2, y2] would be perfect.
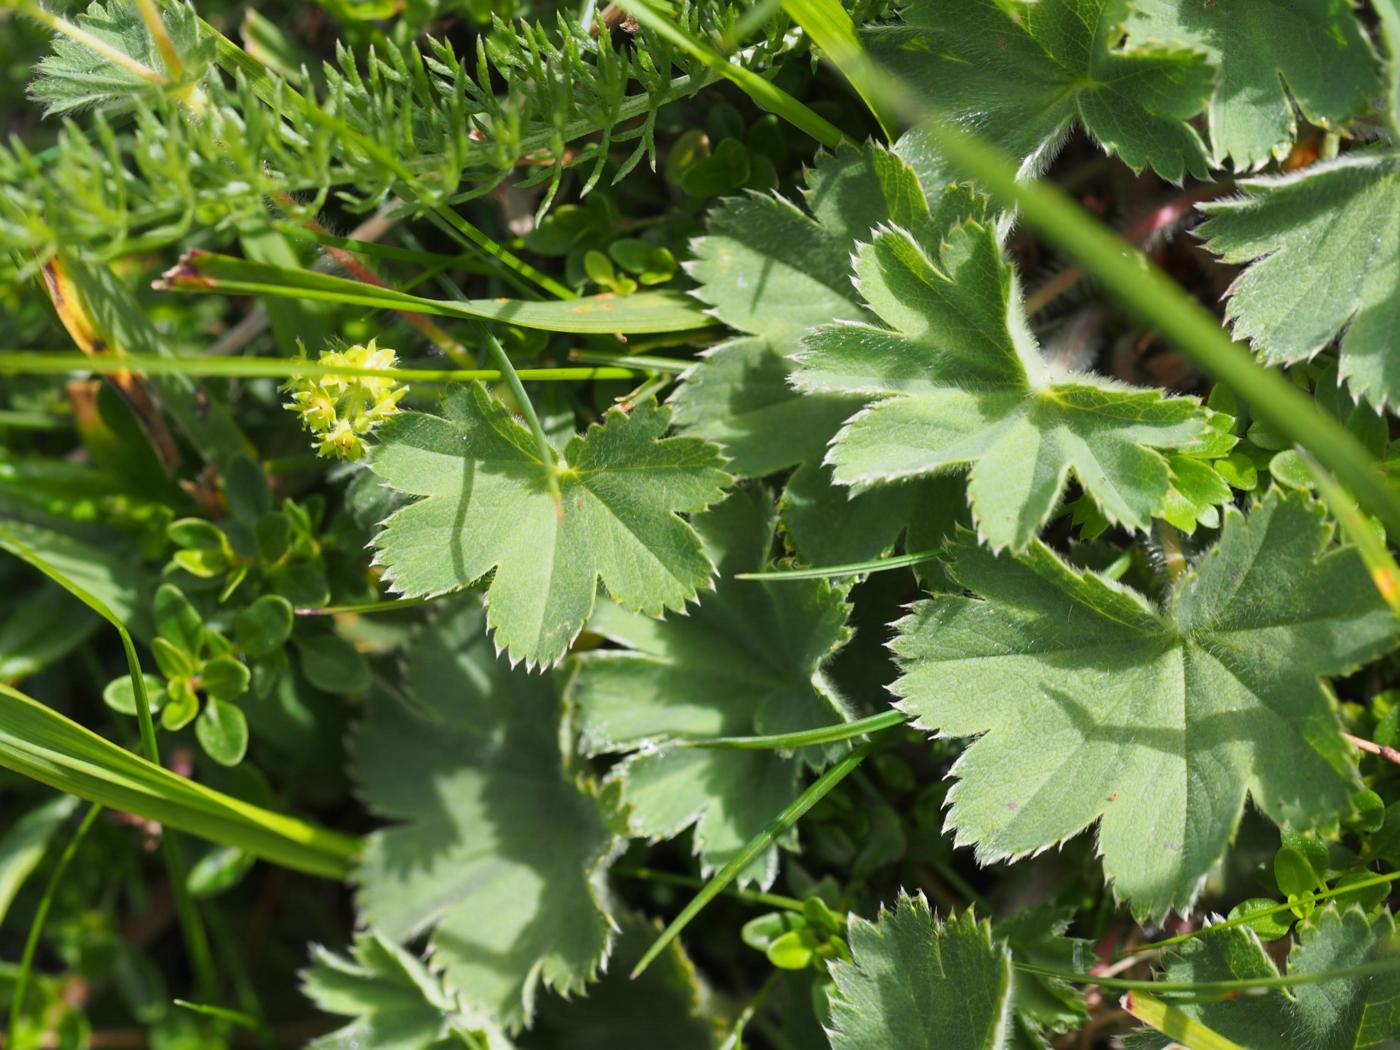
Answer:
[612, 0, 849, 149]
[676, 709, 909, 750]
[0, 352, 635, 385]
[1121, 991, 1247, 1049]
[631, 740, 875, 978]
[156, 251, 714, 335]
[735, 548, 941, 580]
[0, 681, 359, 879]
[7, 803, 102, 1049]
[779, 0, 895, 137]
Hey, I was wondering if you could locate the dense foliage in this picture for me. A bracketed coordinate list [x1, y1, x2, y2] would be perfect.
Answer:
[2, 0, 1400, 1046]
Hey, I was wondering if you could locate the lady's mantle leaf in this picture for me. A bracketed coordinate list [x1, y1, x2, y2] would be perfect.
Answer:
[29, 0, 213, 116]
[794, 223, 1210, 552]
[892, 490, 1398, 917]
[353, 603, 620, 1030]
[674, 141, 981, 476]
[826, 894, 1013, 1050]
[567, 486, 852, 887]
[521, 915, 716, 1050]
[301, 933, 512, 1050]
[1129, 0, 1380, 169]
[1199, 152, 1400, 411]
[1126, 906, 1400, 1050]
[369, 384, 730, 668]
[863, 0, 1213, 183]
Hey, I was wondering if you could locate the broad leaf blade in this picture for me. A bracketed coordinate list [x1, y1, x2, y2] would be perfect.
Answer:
[567, 487, 852, 885]
[370, 386, 729, 668]
[1199, 153, 1400, 410]
[826, 894, 1014, 1050]
[892, 490, 1397, 915]
[1128, 0, 1380, 168]
[795, 223, 1210, 551]
[864, 0, 1213, 183]
[353, 602, 619, 1029]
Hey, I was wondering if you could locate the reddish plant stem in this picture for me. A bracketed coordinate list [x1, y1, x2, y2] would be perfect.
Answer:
[1344, 732, 1400, 766]
[1025, 183, 1228, 317]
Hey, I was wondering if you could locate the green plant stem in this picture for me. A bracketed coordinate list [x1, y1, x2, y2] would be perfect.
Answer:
[735, 547, 942, 580]
[631, 741, 875, 978]
[613, 867, 805, 912]
[0, 410, 72, 430]
[1017, 956, 1400, 994]
[569, 348, 692, 374]
[296, 596, 439, 616]
[0, 352, 636, 385]
[1124, 870, 1400, 957]
[474, 322, 563, 511]
[7, 803, 101, 1050]
[613, 0, 850, 149]
[429, 207, 576, 301]
[676, 709, 909, 750]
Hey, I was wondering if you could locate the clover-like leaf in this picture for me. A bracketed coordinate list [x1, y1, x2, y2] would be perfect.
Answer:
[1126, 906, 1400, 1050]
[864, 0, 1213, 183]
[892, 489, 1398, 916]
[567, 486, 852, 886]
[300, 932, 510, 1050]
[795, 222, 1211, 552]
[1199, 152, 1400, 411]
[1128, 0, 1380, 169]
[826, 894, 1013, 1050]
[353, 601, 619, 1030]
[369, 384, 730, 668]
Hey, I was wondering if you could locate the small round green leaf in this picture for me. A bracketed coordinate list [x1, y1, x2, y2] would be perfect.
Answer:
[196, 698, 249, 766]
[152, 637, 196, 680]
[200, 657, 251, 702]
[1226, 897, 1293, 941]
[766, 928, 817, 970]
[161, 678, 199, 731]
[102, 674, 166, 716]
[186, 845, 255, 898]
[255, 512, 292, 564]
[154, 583, 203, 655]
[233, 595, 294, 658]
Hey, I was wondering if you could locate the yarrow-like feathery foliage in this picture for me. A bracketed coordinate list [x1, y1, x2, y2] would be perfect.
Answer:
[5, 0, 1400, 1046]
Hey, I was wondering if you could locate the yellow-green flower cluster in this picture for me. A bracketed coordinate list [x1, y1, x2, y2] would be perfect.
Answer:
[286, 341, 407, 460]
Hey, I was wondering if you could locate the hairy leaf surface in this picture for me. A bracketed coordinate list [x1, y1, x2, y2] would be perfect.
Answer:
[826, 894, 1013, 1049]
[370, 385, 730, 668]
[353, 603, 619, 1029]
[1199, 153, 1400, 410]
[1127, 906, 1400, 1049]
[301, 933, 510, 1050]
[1128, 0, 1379, 168]
[794, 223, 1210, 551]
[567, 486, 852, 886]
[892, 490, 1398, 915]
[864, 0, 1213, 183]
[674, 141, 979, 476]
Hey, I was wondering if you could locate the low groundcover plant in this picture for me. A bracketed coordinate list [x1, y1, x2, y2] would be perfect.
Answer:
[1, 0, 1399, 1046]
